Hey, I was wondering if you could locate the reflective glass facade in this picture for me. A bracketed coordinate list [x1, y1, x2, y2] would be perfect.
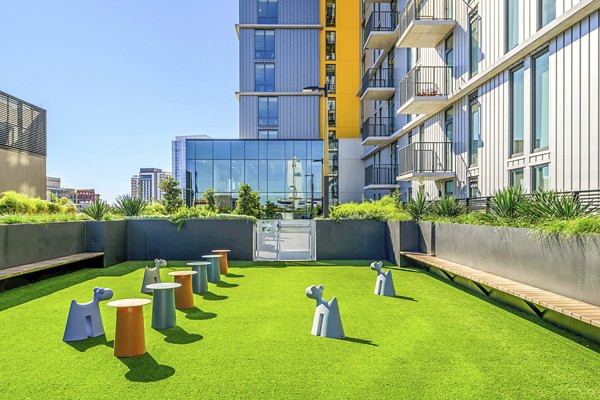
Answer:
[184, 139, 323, 207]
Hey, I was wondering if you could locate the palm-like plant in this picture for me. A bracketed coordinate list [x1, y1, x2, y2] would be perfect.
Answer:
[431, 196, 467, 218]
[406, 181, 430, 221]
[82, 199, 112, 221]
[519, 191, 595, 220]
[114, 194, 147, 216]
[489, 186, 525, 219]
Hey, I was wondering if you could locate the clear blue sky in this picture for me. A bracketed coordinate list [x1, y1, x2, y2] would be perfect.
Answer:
[1, 0, 239, 202]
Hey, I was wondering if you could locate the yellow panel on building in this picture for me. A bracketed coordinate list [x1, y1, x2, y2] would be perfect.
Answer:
[320, 0, 361, 139]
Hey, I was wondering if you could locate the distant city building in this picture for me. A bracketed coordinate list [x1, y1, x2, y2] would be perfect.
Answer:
[131, 168, 171, 202]
[46, 176, 99, 209]
[0, 90, 47, 197]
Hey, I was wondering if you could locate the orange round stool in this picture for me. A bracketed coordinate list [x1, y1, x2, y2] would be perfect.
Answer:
[212, 249, 231, 274]
[169, 271, 197, 309]
[107, 299, 151, 358]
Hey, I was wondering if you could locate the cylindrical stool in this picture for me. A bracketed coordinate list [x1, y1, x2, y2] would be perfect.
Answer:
[106, 299, 152, 358]
[146, 283, 181, 329]
[202, 254, 222, 283]
[168, 271, 197, 309]
[212, 250, 231, 274]
[187, 262, 211, 294]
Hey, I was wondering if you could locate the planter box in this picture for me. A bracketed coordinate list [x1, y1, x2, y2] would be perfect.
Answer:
[316, 220, 387, 261]
[433, 223, 600, 306]
[0, 222, 85, 270]
[126, 219, 255, 261]
[85, 220, 127, 267]
[386, 221, 419, 265]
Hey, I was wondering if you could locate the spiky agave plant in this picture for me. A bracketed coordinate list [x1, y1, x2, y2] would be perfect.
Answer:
[406, 180, 430, 221]
[82, 199, 112, 221]
[519, 191, 596, 220]
[431, 196, 467, 218]
[489, 186, 525, 219]
[114, 194, 147, 216]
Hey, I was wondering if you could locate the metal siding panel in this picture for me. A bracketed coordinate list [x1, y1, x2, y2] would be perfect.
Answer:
[276, 29, 320, 92]
[240, 29, 254, 92]
[240, 0, 258, 24]
[280, 0, 319, 24]
[239, 96, 258, 139]
[279, 96, 320, 139]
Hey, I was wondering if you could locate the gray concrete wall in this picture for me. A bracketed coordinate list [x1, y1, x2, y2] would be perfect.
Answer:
[386, 221, 420, 266]
[417, 222, 436, 255]
[433, 223, 600, 307]
[85, 221, 127, 267]
[316, 220, 387, 261]
[0, 222, 85, 269]
[127, 219, 255, 261]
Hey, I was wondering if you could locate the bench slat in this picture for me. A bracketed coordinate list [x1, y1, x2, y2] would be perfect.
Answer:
[0, 252, 104, 280]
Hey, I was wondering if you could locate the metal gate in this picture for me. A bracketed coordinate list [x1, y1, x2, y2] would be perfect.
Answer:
[255, 220, 316, 261]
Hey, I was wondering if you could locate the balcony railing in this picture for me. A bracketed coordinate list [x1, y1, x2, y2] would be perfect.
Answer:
[399, 66, 452, 112]
[365, 164, 398, 186]
[361, 117, 395, 141]
[398, 0, 455, 48]
[362, 68, 394, 95]
[398, 142, 453, 177]
[364, 11, 398, 39]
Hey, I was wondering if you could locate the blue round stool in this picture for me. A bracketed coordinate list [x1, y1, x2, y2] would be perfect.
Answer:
[202, 254, 222, 283]
[187, 261, 211, 294]
[146, 282, 181, 330]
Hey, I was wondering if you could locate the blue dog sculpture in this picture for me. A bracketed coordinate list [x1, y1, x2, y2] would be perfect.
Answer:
[63, 287, 113, 342]
[371, 261, 396, 297]
[306, 285, 344, 339]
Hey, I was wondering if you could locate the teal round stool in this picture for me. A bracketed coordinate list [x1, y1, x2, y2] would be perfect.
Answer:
[146, 283, 180, 330]
[202, 254, 222, 283]
[187, 261, 211, 294]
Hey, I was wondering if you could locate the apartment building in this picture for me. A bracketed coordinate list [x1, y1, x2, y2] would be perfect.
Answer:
[237, 0, 364, 204]
[131, 168, 171, 202]
[0, 90, 47, 197]
[361, 0, 600, 201]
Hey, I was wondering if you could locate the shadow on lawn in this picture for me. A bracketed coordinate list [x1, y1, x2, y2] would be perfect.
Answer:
[201, 291, 228, 301]
[119, 353, 175, 382]
[66, 334, 114, 352]
[225, 273, 245, 278]
[216, 280, 238, 288]
[395, 295, 418, 302]
[181, 306, 217, 321]
[156, 326, 203, 345]
[343, 337, 378, 347]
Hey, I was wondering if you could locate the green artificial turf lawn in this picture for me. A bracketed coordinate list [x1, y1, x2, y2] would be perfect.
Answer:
[0, 261, 599, 399]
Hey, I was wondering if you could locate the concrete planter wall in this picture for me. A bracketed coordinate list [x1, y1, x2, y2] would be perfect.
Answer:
[316, 220, 388, 260]
[386, 221, 419, 265]
[0, 222, 85, 269]
[433, 223, 600, 306]
[126, 219, 255, 261]
[85, 221, 127, 267]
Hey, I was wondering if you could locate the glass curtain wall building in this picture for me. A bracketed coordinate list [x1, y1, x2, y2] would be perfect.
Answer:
[177, 138, 323, 209]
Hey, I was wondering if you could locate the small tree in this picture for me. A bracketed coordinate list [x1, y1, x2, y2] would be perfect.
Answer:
[263, 200, 277, 219]
[203, 188, 216, 212]
[234, 184, 261, 218]
[158, 175, 184, 214]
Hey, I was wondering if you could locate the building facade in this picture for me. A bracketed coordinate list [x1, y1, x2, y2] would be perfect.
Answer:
[361, 0, 600, 201]
[0, 90, 47, 197]
[237, 0, 364, 204]
[131, 168, 172, 202]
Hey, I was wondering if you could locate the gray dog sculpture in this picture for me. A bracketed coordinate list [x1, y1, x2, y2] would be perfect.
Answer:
[141, 259, 167, 294]
[371, 261, 396, 297]
[305, 285, 344, 339]
[63, 287, 113, 342]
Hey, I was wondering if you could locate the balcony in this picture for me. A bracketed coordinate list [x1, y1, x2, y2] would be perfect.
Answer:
[365, 164, 398, 188]
[363, 11, 399, 50]
[361, 117, 395, 145]
[397, 0, 456, 48]
[397, 142, 455, 181]
[399, 66, 452, 114]
[361, 68, 395, 101]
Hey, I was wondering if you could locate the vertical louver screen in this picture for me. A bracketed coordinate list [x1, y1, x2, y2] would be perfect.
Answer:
[0, 91, 47, 156]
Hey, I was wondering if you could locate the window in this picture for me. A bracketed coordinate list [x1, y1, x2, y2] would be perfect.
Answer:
[506, 0, 519, 52]
[444, 107, 453, 142]
[326, 64, 336, 94]
[255, 30, 275, 59]
[258, 0, 277, 24]
[510, 168, 524, 189]
[418, 124, 425, 142]
[469, 12, 479, 78]
[326, 0, 336, 27]
[510, 65, 525, 156]
[255, 63, 275, 92]
[258, 97, 278, 126]
[443, 180, 454, 197]
[469, 177, 479, 198]
[533, 50, 550, 151]
[445, 34, 454, 94]
[469, 95, 479, 166]
[446, 0, 453, 19]
[532, 164, 550, 192]
[539, 0, 556, 28]
[327, 98, 336, 127]
[326, 31, 336, 61]
[258, 130, 278, 139]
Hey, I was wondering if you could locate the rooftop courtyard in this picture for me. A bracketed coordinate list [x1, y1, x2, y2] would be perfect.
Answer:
[0, 261, 598, 399]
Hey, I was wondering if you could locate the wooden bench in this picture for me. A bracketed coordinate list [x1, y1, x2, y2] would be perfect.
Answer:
[401, 252, 600, 329]
[0, 252, 104, 281]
